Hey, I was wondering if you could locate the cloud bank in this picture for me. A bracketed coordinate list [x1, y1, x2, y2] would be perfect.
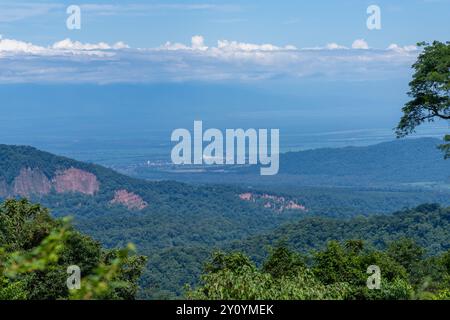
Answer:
[0, 36, 419, 83]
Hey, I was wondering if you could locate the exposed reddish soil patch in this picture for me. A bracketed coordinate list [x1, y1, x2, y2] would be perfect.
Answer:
[12, 168, 52, 197]
[53, 168, 100, 195]
[110, 189, 148, 210]
[239, 192, 307, 213]
[239, 193, 253, 201]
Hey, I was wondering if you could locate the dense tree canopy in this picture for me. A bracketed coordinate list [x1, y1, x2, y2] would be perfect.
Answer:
[2, 199, 450, 300]
[189, 240, 450, 300]
[0, 199, 146, 300]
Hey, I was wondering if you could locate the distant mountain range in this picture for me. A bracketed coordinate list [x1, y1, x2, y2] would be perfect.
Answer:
[279, 137, 449, 183]
[133, 137, 450, 188]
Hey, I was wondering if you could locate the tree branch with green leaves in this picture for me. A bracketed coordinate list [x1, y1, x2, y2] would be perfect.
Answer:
[396, 41, 450, 158]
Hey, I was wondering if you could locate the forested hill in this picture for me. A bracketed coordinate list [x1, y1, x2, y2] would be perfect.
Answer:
[279, 138, 449, 183]
[0, 143, 182, 201]
[232, 203, 450, 262]
[0, 143, 301, 244]
[1, 143, 449, 299]
[0, 143, 307, 298]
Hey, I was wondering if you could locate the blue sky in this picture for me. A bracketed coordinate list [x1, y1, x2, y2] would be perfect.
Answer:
[0, 1, 448, 153]
[1, 0, 449, 48]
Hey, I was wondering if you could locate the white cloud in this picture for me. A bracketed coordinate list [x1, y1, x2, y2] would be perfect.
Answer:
[112, 41, 130, 50]
[160, 35, 208, 51]
[0, 36, 420, 84]
[160, 41, 190, 51]
[326, 43, 348, 50]
[0, 38, 46, 54]
[158, 36, 297, 54]
[352, 39, 369, 49]
[216, 40, 297, 52]
[191, 35, 208, 50]
[387, 43, 418, 53]
[0, 37, 129, 59]
[52, 38, 129, 51]
[52, 39, 110, 51]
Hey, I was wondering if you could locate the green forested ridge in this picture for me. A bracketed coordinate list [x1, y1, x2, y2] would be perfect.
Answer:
[240, 185, 450, 217]
[230, 204, 450, 262]
[280, 138, 448, 181]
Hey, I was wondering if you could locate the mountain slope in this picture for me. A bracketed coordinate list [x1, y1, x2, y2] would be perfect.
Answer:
[279, 138, 449, 183]
[231, 203, 450, 263]
[0, 144, 302, 243]
[0, 144, 304, 298]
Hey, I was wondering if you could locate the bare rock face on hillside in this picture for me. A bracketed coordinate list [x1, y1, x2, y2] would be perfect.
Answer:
[239, 192, 307, 213]
[239, 193, 253, 201]
[0, 167, 100, 199]
[110, 189, 148, 210]
[53, 168, 100, 195]
[13, 168, 52, 197]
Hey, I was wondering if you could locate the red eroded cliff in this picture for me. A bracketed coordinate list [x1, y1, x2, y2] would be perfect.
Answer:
[12, 168, 52, 197]
[53, 168, 100, 195]
[110, 189, 148, 210]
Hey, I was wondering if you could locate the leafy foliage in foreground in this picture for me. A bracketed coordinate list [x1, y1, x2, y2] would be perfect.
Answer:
[2, 200, 450, 300]
[0, 199, 146, 300]
[189, 240, 450, 300]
